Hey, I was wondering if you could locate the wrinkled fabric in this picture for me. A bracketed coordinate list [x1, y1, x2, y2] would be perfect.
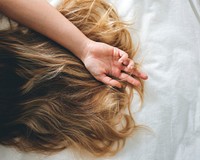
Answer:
[0, 0, 200, 160]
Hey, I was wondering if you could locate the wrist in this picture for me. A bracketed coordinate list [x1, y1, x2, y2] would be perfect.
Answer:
[79, 38, 94, 63]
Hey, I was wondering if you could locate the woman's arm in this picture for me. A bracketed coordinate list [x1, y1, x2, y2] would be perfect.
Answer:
[0, 0, 147, 87]
[0, 0, 90, 60]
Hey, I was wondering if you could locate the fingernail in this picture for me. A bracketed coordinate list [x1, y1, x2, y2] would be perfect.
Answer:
[123, 61, 128, 65]
[118, 84, 122, 88]
[142, 74, 148, 79]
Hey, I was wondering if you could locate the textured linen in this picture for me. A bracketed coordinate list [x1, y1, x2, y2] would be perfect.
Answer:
[0, 0, 200, 159]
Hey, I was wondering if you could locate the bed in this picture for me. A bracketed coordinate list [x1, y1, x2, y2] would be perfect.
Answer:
[0, 0, 199, 159]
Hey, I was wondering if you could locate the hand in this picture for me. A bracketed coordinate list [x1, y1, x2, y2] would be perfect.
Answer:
[82, 40, 148, 88]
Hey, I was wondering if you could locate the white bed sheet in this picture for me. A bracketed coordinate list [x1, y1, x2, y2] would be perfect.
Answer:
[0, 0, 200, 160]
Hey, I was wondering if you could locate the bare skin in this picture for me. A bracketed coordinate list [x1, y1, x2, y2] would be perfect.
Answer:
[0, 0, 148, 88]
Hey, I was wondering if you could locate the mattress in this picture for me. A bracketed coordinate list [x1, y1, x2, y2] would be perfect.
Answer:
[0, 0, 200, 160]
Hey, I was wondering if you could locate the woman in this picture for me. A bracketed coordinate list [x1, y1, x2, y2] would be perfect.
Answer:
[0, 0, 148, 87]
[0, 0, 147, 157]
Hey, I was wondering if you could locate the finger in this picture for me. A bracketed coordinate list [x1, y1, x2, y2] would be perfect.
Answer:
[127, 59, 135, 70]
[131, 68, 148, 80]
[124, 60, 135, 73]
[137, 72, 148, 80]
[121, 59, 129, 66]
[119, 72, 141, 86]
[118, 50, 129, 64]
[122, 61, 148, 80]
[98, 74, 122, 88]
[122, 59, 135, 73]
[113, 47, 120, 61]
[122, 68, 148, 80]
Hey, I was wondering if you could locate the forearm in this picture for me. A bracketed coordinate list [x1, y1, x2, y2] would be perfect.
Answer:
[0, 0, 90, 61]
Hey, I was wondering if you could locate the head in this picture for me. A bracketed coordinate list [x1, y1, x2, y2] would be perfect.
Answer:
[0, 0, 143, 157]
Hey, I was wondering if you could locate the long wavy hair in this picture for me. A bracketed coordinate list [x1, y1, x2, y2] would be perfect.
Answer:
[0, 0, 143, 157]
